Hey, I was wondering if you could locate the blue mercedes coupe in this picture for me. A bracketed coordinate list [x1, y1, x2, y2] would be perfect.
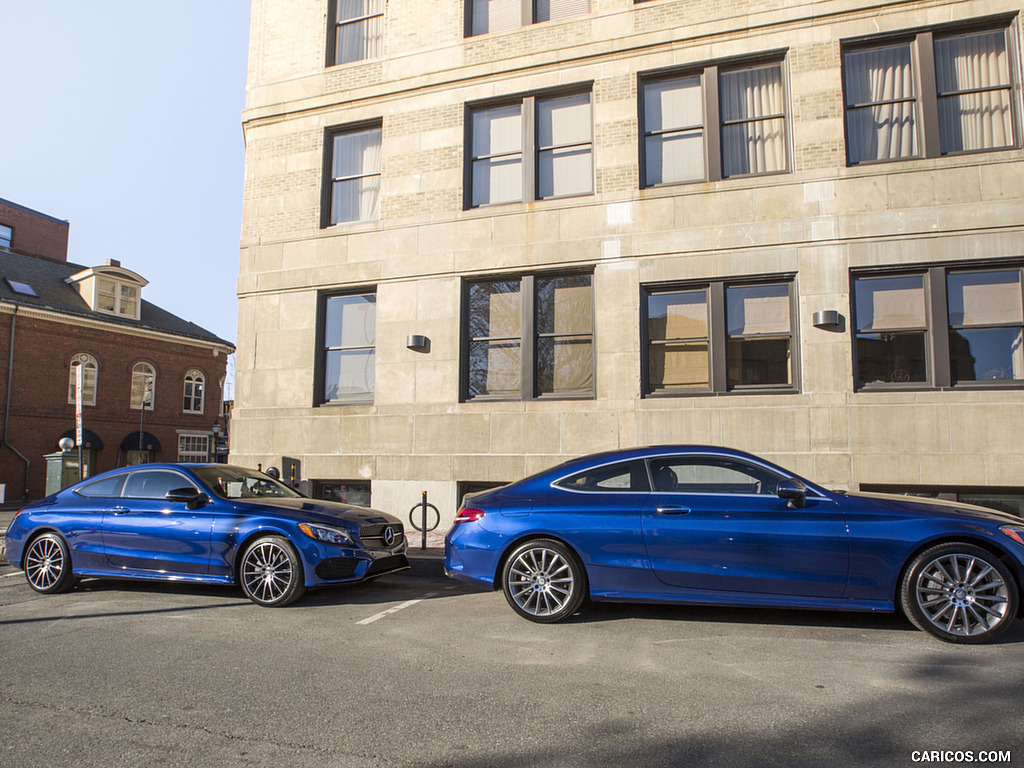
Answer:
[444, 446, 1024, 643]
[5, 464, 409, 606]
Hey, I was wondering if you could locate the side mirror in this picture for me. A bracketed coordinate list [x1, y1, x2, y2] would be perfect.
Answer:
[165, 488, 210, 510]
[777, 478, 807, 509]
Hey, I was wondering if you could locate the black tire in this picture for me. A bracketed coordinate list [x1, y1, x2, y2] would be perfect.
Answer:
[23, 533, 76, 595]
[501, 539, 586, 623]
[900, 542, 1018, 644]
[239, 536, 306, 607]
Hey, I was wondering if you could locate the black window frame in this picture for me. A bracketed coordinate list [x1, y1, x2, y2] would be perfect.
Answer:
[321, 120, 383, 228]
[465, 86, 595, 210]
[840, 16, 1021, 166]
[460, 270, 595, 402]
[314, 289, 378, 406]
[326, 0, 385, 67]
[639, 53, 791, 188]
[641, 276, 800, 397]
[851, 260, 1024, 391]
[465, 0, 590, 38]
[0, 224, 12, 248]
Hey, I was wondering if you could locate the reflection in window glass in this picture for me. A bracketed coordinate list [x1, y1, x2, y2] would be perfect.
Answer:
[726, 284, 792, 387]
[647, 290, 709, 391]
[854, 274, 928, 385]
[948, 269, 1023, 382]
[468, 280, 522, 398]
[322, 293, 376, 403]
[649, 457, 782, 495]
[536, 274, 593, 396]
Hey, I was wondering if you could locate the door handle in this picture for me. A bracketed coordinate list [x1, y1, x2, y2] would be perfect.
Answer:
[110, 506, 131, 515]
[656, 506, 690, 515]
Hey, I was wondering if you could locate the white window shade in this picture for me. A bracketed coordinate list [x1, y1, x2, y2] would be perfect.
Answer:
[472, 0, 521, 35]
[856, 275, 927, 331]
[536, 0, 589, 22]
[727, 285, 791, 336]
[537, 93, 593, 199]
[948, 271, 1023, 326]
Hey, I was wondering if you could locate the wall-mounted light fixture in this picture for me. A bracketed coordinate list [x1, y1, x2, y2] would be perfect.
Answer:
[407, 334, 429, 351]
[812, 310, 842, 329]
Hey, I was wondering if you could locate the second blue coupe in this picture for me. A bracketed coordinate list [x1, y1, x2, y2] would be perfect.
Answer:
[445, 446, 1024, 643]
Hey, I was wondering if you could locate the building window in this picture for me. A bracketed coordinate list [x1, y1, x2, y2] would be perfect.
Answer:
[131, 362, 156, 410]
[641, 59, 788, 186]
[183, 369, 205, 414]
[463, 272, 593, 401]
[853, 263, 1024, 389]
[97, 278, 140, 319]
[178, 434, 211, 463]
[0, 224, 11, 248]
[317, 292, 376, 404]
[328, 0, 384, 65]
[324, 123, 382, 226]
[643, 279, 797, 395]
[469, 0, 589, 37]
[68, 354, 98, 406]
[469, 90, 593, 207]
[842, 22, 1018, 165]
[315, 480, 371, 507]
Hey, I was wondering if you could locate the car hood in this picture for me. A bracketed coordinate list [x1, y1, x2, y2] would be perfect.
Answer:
[844, 491, 1022, 526]
[237, 497, 402, 529]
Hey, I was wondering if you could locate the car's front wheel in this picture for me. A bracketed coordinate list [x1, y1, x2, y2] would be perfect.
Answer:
[239, 536, 306, 607]
[901, 543, 1018, 644]
[502, 539, 586, 623]
[23, 533, 76, 594]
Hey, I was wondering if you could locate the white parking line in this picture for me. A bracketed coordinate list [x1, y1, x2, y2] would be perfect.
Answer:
[357, 592, 437, 625]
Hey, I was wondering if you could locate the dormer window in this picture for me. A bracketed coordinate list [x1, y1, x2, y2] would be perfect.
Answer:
[98, 278, 139, 318]
[65, 260, 147, 321]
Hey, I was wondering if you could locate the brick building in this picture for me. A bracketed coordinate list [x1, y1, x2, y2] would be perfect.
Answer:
[234, 0, 1024, 524]
[0, 198, 234, 502]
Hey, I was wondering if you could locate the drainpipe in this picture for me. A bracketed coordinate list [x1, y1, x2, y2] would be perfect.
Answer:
[3, 306, 31, 501]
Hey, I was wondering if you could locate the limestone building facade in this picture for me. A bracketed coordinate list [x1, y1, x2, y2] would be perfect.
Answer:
[236, 0, 1024, 524]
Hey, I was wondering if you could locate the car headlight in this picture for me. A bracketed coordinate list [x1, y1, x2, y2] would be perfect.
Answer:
[298, 522, 353, 546]
[999, 526, 1024, 546]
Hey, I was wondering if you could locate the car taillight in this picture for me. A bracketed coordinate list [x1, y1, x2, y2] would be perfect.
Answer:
[454, 508, 485, 523]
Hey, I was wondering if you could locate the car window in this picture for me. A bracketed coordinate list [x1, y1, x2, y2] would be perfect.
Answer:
[75, 473, 128, 499]
[123, 470, 197, 500]
[557, 460, 651, 492]
[192, 466, 303, 499]
[648, 456, 783, 495]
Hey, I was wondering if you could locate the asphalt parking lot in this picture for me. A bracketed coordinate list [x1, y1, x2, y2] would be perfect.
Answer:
[2, 554, 1023, 768]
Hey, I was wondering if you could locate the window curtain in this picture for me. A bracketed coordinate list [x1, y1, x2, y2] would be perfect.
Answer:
[935, 31, 1013, 153]
[644, 77, 704, 185]
[536, 0, 589, 22]
[843, 44, 918, 163]
[536, 275, 593, 395]
[472, 106, 523, 206]
[332, 127, 381, 223]
[336, 0, 383, 64]
[472, 0, 521, 35]
[720, 64, 786, 176]
[323, 295, 376, 401]
[537, 93, 593, 199]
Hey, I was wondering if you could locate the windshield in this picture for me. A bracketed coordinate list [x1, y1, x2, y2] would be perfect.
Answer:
[193, 466, 303, 500]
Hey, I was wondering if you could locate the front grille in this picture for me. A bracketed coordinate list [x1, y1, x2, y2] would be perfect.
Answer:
[359, 523, 405, 551]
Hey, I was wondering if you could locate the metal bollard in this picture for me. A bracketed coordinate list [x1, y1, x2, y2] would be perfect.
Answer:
[408, 490, 440, 549]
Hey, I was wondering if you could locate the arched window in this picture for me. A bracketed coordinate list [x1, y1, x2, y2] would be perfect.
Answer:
[130, 362, 156, 410]
[68, 354, 98, 406]
[183, 369, 205, 413]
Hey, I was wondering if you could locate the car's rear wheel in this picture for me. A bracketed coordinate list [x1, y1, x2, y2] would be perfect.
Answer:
[502, 539, 586, 623]
[23, 533, 76, 594]
[240, 536, 306, 607]
[901, 542, 1018, 644]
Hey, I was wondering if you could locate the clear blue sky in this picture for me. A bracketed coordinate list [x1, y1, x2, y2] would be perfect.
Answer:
[0, 1, 251, 348]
